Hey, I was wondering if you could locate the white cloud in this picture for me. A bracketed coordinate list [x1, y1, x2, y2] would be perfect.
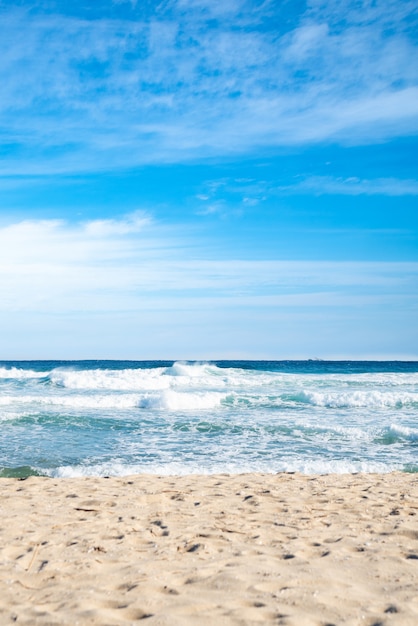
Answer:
[277, 176, 418, 196]
[283, 23, 329, 60]
[0, 212, 417, 358]
[195, 175, 418, 208]
[0, 1, 417, 173]
[1, 214, 417, 314]
[82, 213, 150, 237]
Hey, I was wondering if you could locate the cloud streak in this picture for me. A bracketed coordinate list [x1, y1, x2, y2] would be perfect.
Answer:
[277, 176, 418, 196]
[0, 209, 416, 358]
[194, 174, 418, 217]
[0, 0, 417, 174]
[1, 213, 417, 314]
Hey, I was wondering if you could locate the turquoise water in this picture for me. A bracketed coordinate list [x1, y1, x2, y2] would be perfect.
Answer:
[0, 360, 417, 477]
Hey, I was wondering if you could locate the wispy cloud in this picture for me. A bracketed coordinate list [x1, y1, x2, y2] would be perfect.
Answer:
[1, 212, 417, 313]
[0, 0, 417, 174]
[194, 174, 418, 215]
[1, 210, 416, 357]
[277, 176, 418, 196]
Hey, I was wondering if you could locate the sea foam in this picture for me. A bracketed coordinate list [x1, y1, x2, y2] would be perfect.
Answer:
[1, 359, 417, 477]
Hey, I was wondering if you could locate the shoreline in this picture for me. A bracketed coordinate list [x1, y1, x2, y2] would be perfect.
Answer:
[1, 472, 417, 625]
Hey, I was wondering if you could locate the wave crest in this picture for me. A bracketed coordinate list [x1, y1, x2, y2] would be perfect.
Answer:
[0, 367, 46, 380]
[295, 390, 418, 408]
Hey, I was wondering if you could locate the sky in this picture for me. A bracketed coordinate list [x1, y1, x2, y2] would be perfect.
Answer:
[0, 0, 417, 359]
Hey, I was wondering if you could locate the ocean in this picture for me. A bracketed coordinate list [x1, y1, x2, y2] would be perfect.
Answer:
[0, 360, 417, 478]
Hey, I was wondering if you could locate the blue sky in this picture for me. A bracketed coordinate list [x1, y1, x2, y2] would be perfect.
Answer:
[0, 0, 417, 359]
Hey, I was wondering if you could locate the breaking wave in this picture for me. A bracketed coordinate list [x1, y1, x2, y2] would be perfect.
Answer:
[1, 359, 417, 476]
[295, 390, 418, 408]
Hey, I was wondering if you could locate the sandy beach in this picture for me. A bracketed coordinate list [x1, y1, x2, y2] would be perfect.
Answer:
[0, 472, 417, 625]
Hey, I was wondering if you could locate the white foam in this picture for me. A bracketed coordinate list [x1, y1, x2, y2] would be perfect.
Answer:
[49, 367, 169, 390]
[2, 387, 415, 411]
[41, 364, 418, 403]
[296, 390, 418, 408]
[47, 363, 245, 396]
[0, 394, 139, 409]
[165, 361, 214, 377]
[388, 424, 418, 441]
[45, 458, 404, 478]
[137, 390, 225, 410]
[0, 389, 226, 411]
[2, 362, 417, 478]
[0, 367, 46, 379]
[296, 372, 418, 387]
[0, 411, 34, 421]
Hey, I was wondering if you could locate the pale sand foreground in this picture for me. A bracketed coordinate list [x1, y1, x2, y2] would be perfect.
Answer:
[0, 473, 417, 626]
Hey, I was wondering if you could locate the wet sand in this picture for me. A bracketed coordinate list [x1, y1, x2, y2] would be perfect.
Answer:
[0, 472, 417, 625]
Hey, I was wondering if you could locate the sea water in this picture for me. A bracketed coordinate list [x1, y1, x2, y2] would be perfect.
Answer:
[0, 360, 417, 477]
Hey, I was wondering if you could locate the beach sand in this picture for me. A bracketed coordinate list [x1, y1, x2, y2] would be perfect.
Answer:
[0, 473, 417, 625]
